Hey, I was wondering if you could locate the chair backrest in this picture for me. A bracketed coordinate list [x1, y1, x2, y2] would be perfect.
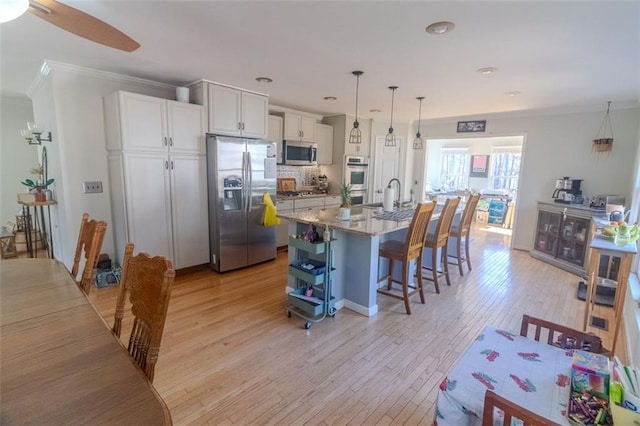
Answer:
[482, 390, 560, 426]
[430, 197, 461, 247]
[404, 202, 436, 260]
[520, 314, 603, 353]
[460, 193, 481, 233]
[112, 243, 175, 382]
[71, 213, 107, 295]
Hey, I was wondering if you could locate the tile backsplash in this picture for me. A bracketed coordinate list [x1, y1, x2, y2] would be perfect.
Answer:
[277, 165, 320, 187]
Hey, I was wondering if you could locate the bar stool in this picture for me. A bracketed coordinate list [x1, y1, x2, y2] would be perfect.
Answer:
[376, 202, 436, 314]
[421, 197, 460, 293]
[448, 193, 481, 275]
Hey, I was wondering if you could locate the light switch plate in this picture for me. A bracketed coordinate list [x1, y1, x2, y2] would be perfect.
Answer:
[83, 181, 103, 193]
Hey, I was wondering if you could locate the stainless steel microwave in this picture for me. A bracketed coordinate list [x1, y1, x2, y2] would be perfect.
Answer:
[283, 141, 317, 165]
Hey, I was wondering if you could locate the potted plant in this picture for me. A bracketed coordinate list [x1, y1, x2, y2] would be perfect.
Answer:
[339, 183, 352, 220]
[21, 166, 54, 202]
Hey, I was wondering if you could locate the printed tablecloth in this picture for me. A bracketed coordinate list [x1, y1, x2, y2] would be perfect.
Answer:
[435, 325, 573, 425]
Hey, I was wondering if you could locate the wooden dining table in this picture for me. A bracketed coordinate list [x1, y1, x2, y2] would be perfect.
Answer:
[0, 259, 172, 425]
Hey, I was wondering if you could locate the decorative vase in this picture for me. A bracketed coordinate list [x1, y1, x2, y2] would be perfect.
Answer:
[34, 191, 46, 202]
[338, 207, 351, 221]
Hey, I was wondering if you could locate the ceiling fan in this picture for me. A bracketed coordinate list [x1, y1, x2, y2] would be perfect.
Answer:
[0, 0, 140, 52]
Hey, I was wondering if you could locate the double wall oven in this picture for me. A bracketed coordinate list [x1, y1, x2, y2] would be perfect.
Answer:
[344, 155, 368, 205]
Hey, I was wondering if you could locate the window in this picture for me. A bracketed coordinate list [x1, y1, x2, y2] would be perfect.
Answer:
[490, 147, 521, 194]
[440, 148, 469, 190]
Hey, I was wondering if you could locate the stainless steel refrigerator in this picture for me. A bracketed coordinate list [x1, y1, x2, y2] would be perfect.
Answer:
[206, 134, 278, 272]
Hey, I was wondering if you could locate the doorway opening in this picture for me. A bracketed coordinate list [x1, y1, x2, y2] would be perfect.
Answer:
[422, 135, 525, 238]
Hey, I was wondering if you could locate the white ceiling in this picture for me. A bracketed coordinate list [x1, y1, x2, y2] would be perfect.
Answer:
[1, 1, 638, 122]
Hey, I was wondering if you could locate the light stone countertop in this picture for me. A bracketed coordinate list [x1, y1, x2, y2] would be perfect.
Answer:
[278, 205, 444, 237]
[276, 193, 339, 201]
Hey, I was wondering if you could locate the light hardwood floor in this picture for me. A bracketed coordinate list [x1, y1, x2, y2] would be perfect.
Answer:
[88, 224, 620, 425]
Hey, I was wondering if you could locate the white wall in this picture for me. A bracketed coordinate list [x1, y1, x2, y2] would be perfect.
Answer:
[26, 62, 175, 269]
[422, 107, 640, 251]
[0, 97, 37, 228]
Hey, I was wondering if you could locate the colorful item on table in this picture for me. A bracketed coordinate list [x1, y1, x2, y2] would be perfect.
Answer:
[572, 350, 610, 400]
[568, 390, 612, 425]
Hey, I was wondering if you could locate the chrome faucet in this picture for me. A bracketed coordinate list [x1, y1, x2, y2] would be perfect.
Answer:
[387, 178, 401, 207]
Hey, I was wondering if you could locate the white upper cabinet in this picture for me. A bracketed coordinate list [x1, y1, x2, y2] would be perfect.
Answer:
[104, 91, 205, 154]
[208, 83, 268, 138]
[284, 113, 316, 142]
[267, 115, 283, 164]
[316, 123, 333, 165]
[166, 101, 206, 154]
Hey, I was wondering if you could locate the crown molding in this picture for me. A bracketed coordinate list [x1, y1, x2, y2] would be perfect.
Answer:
[27, 60, 175, 98]
[423, 100, 640, 125]
[187, 78, 269, 97]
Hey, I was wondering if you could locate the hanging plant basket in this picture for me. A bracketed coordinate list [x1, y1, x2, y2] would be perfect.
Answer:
[592, 137, 613, 152]
[593, 102, 614, 153]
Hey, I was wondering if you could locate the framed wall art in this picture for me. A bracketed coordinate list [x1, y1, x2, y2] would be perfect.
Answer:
[469, 155, 489, 178]
[457, 120, 486, 133]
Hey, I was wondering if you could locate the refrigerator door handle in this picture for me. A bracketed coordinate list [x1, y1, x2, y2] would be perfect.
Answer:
[247, 151, 253, 212]
[241, 151, 248, 213]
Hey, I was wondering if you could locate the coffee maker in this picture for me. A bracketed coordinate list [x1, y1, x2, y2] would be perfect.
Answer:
[552, 177, 583, 204]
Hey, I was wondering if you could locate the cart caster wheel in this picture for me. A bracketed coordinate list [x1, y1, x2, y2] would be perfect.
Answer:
[286, 310, 291, 318]
[304, 322, 311, 330]
[328, 307, 337, 316]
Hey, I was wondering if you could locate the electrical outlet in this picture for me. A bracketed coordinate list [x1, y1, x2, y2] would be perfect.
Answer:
[83, 181, 103, 193]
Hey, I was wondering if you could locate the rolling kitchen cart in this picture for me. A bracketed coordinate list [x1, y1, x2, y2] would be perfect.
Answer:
[286, 236, 336, 329]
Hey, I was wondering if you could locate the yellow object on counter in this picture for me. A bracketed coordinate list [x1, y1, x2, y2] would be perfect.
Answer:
[261, 192, 280, 226]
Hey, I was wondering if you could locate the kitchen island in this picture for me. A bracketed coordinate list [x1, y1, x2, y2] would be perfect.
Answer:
[278, 205, 447, 316]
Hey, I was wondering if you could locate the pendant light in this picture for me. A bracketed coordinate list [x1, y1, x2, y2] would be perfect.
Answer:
[385, 86, 398, 147]
[349, 71, 364, 144]
[413, 97, 425, 150]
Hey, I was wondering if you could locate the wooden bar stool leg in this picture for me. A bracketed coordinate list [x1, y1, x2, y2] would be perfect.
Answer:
[431, 247, 440, 294]
[465, 234, 472, 271]
[444, 244, 452, 286]
[416, 256, 425, 303]
[387, 259, 394, 290]
[456, 236, 464, 276]
[402, 261, 411, 314]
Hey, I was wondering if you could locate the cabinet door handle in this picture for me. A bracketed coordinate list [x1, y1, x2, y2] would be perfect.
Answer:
[169, 137, 173, 147]
[242, 122, 245, 130]
[164, 137, 168, 146]
[238, 122, 242, 130]
[171, 161, 174, 170]
[165, 160, 169, 169]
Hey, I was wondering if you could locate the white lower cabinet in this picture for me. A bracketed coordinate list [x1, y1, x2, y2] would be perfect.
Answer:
[109, 153, 209, 269]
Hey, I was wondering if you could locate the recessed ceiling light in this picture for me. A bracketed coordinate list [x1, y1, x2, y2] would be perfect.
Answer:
[426, 21, 455, 35]
[369, 109, 381, 113]
[255, 77, 273, 83]
[477, 67, 498, 75]
[323, 96, 337, 101]
[506, 91, 521, 97]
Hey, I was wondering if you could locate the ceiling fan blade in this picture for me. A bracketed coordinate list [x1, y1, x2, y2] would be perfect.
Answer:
[28, 0, 140, 52]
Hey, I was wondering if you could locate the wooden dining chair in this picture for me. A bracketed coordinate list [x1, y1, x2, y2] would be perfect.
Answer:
[112, 243, 175, 382]
[421, 197, 460, 293]
[448, 193, 481, 275]
[70, 213, 107, 295]
[520, 314, 604, 353]
[482, 390, 560, 426]
[377, 202, 436, 314]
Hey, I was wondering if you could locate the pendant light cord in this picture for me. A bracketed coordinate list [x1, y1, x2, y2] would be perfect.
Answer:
[389, 88, 395, 131]
[354, 74, 360, 123]
[417, 98, 422, 135]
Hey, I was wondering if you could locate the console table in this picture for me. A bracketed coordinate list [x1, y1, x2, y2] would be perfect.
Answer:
[17, 199, 56, 258]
